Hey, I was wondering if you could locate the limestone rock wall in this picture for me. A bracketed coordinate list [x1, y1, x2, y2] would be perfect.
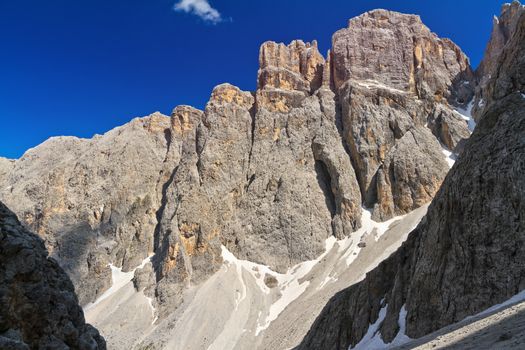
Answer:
[332, 9, 473, 220]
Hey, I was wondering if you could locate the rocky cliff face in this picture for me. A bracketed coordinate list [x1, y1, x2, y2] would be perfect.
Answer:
[0, 201, 106, 350]
[332, 9, 474, 220]
[152, 43, 364, 312]
[473, 0, 524, 120]
[0, 114, 173, 306]
[299, 8, 525, 350]
[0, 7, 477, 328]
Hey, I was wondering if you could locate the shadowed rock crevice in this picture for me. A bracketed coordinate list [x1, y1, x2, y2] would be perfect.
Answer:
[247, 99, 257, 169]
[152, 165, 179, 278]
[314, 159, 337, 219]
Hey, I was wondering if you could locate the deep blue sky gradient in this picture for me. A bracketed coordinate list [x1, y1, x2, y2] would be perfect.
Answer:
[0, 0, 505, 158]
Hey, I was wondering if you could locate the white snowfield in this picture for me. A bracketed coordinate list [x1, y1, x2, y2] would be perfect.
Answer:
[85, 205, 429, 350]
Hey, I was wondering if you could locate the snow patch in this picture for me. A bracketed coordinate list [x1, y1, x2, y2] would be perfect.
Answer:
[521, 93, 525, 99]
[83, 255, 152, 311]
[366, 209, 405, 242]
[222, 247, 247, 311]
[350, 301, 388, 349]
[226, 236, 339, 336]
[338, 236, 361, 266]
[221, 245, 314, 336]
[256, 237, 338, 335]
[335, 207, 409, 269]
[355, 79, 407, 94]
[318, 275, 338, 290]
[454, 100, 476, 132]
[441, 148, 456, 168]
[478, 98, 485, 108]
[390, 305, 412, 347]
[221, 246, 274, 295]
[350, 303, 412, 349]
[352, 290, 525, 350]
[146, 296, 158, 325]
[340, 208, 406, 249]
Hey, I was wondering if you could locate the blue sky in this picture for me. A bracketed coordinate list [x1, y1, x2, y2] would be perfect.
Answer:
[0, 0, 505, 158]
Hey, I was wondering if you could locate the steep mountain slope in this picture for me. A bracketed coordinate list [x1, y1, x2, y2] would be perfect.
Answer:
[0, 201, 106, 349]
[394, 296, 525, 349]
[299, 6, 525, 350]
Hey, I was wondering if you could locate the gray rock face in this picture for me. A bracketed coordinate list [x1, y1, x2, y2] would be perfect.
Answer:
[427, 103, 471, 150]
[332, 9, 473, 220]
[0, 201, 106, 350]
[372, 127, 448, 221]
[152, 84, 253, 312]
[298, 9, 525, 350]
[473, 1, 525, 120]
[152, 68, 363, 312]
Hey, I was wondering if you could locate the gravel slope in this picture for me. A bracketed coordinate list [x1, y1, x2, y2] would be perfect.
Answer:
[85, 206, 428, 350]
[394, 299, 525, 350]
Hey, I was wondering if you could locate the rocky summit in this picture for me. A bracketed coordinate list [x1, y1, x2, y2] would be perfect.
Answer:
[1, 2, 524, 350]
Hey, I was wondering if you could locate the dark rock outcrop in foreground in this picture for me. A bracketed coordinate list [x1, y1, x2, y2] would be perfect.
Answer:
[298, 6, 525, 350]
[0, 201, 106, 350]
